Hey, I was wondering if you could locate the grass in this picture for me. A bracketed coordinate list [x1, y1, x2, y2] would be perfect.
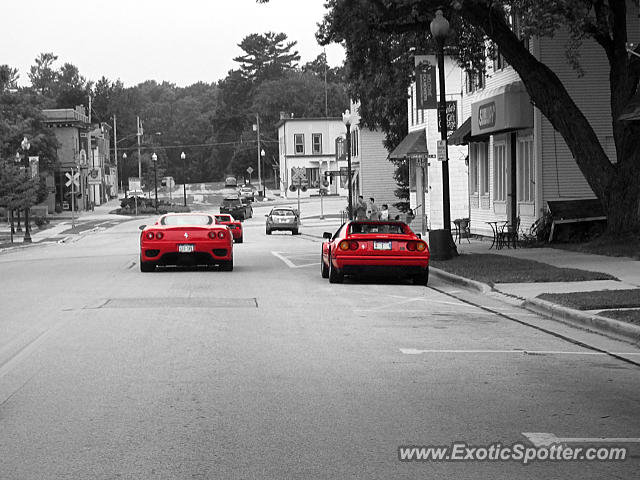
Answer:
[431, 253, 617, 285]
[553, 231, 640, 260]
[598, 309, 640, 325]
[537, 289, 640, 310]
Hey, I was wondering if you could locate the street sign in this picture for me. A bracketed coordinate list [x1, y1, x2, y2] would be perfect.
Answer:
[129, 177, 141, 192]
[246, 166, 254, 174]
[437, 140, 447, 162]
[87, 168, 101, 185]
[291, 167, 306, 183]
[65, 171, 80, 188]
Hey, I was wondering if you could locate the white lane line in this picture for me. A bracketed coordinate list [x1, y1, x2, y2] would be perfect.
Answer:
[523, 432, 640, 447]
[271, 251, 320, 269]
[400, 348, 618, 356]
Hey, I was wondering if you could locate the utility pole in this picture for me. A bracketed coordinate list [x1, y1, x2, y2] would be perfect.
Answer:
[113, 114, 119, 195]
[255, 113, 262, 196]
[137, 116, 143, 180]
[87, 94, 92, 210]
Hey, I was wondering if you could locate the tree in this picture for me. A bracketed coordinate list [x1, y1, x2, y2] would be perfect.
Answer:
[318, 0, 640, 234]
[28, 53, 59, 97]
[0, 65, 19, 92]
[234, 32, 301, 83]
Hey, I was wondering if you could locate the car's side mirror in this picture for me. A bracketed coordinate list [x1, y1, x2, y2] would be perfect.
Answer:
[139, 225, 146, 230]
[265, 214, 269, 217]
[416, 233, 421, 239]
[323, 232, 332, 240]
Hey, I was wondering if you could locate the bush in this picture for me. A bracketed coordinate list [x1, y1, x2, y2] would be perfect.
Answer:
[34, 216, 49, 228]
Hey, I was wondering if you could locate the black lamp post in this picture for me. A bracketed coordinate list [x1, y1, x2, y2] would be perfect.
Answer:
[181, 151, 187, 207]
[342, 109, 354, 220]
[261, 148, 266, 197]
[152, 152, 158, 213]
[429, 9, 457, 259]
[20, 136, 32, 243]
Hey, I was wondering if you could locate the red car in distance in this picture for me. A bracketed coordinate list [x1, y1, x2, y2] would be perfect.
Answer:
[321, 221, 430, 285]
[139, 213, 234, 272]
[215, 214, 243, 243]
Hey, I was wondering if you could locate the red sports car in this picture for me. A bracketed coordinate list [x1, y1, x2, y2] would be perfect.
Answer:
[321, 221, 430, 285]
[139, 213, 234, 272]
[215, 214, 243, 243]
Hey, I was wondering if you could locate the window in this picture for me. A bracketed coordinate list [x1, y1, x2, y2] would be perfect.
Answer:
[161, 214, 213, 225]
[466, 70, 485, 93]
[305, 167, 320, 188]
[312, 133, 322, 154]
[476, 142, 489, 195]
[493, 142, 507, 202]
[469, 154, 478, 194]
[351, 129, 359, 157]
[517, 137, 535, 202]
[294, 134, 304, 154]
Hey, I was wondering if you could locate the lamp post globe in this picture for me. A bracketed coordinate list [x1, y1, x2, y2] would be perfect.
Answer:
[180, 151, 187, 207]
[152, 152, 158, 213]
[429, 9, 457, 260]
[342, 109, 354, 220]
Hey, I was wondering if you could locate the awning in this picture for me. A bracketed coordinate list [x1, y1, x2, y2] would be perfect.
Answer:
[471, 81, 533, 136]
[448, 117, 471, 145]
[448, 117, 490, 145]
[389, 129, 427, 159]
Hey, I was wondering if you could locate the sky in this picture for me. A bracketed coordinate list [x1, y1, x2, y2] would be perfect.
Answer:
[3, 0, 345, 88]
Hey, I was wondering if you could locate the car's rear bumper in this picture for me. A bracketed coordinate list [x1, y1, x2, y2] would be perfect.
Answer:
[267, 222, 298, 230]
[141, 241, 232, 264]
[333, 255, 429, 272]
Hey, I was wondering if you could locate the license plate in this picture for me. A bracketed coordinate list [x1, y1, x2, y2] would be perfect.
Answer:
[178, 244, 194, 253]
[373, 241, 392, 250]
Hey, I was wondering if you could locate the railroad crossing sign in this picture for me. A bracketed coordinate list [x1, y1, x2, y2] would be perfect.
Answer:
[65, 171, 79, 188]
[291, 167, 306, 183]
[246, 166, 254, 174]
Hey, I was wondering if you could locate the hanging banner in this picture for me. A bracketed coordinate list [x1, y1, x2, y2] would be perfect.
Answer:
[415, 55, 438, 110]
[437, 101, 458, 136]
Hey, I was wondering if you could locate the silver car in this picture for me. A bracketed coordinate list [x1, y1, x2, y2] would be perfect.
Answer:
[265, 207, 300, 235]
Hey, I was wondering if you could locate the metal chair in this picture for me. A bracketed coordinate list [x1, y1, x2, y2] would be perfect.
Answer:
[498, 216, 520, 249]
[452, 218, 471, 244]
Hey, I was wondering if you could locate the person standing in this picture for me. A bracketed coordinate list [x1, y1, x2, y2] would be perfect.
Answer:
[367, 197, 380, 220]
[354, 195, 367, 220]
[380, 204, 389, 221]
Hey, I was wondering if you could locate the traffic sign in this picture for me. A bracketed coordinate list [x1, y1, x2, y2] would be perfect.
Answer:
[246, 166, 254, 174]
[291, 167, 306, 183]
[437, 139, 447, 162]
[65, 171, 79, 188]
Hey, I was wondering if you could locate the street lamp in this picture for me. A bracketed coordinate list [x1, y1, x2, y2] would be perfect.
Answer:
[430, 9, 457, 259]
[181, 151, 187, 207]
[342, 109, 354, 220]
[121, 152, 127, 195]
[20, 136, 32, 243]
[152, 152, 158, 213]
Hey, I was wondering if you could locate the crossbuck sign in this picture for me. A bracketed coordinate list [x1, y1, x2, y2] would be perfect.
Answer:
[65, 171, 79, 188]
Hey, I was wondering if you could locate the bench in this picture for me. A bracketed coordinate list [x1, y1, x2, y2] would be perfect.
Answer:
[547, 199, 606, 242]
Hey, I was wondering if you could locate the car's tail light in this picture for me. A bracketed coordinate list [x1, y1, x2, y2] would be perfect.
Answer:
[155, 232, 164, 240]
[146, 232, 155, 240]
[339, 240, 350, 251]
[208, 231, 217, 239]
[217, 231, 226, 239]
[349, 240, 359, 250]
[406, 241, 416, 251]
[416, 241, 426, 251]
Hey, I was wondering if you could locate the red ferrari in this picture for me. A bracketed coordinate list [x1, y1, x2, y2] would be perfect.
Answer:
[139, 213, 234, 272]
[321, 221, 430, 285]
[214, 214, 243, 243]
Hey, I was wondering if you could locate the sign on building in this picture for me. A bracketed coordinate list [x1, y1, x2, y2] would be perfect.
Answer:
[87, 168, 102, 185]
[128, 177, 141, 193]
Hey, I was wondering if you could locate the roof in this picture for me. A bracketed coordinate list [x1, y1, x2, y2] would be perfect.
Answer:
[388, 129, 427, 159]
[448, 117, 491, 145]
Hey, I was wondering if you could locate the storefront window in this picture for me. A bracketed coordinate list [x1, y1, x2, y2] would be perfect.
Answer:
[517, 137, 534, 202]
[476, 142, 489, 196]
[494, 142, 507, 202]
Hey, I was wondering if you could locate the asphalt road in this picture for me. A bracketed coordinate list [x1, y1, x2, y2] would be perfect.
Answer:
[0, 203, 639, 479]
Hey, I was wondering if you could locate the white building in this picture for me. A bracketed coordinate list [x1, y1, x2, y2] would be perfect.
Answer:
[276, 113, 352, 199]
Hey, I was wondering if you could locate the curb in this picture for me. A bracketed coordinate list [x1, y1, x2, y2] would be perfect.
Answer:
[523, 297, 640, 343]
[430, 267, 493, 294]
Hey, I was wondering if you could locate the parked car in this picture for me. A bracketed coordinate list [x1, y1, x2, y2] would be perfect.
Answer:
[215, 214, 243, 243]
[238, 185, 256, 202]
[265, 207, 300, 235]
[220, 197, 251, 220]
[139, 213, 233, 272]
[321, 221, 429, 285]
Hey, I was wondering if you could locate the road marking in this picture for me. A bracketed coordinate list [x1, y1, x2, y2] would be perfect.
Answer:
[272, 251, 320, 269]
[399, 348, 640, 356]
[523, 432, 640, 447]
